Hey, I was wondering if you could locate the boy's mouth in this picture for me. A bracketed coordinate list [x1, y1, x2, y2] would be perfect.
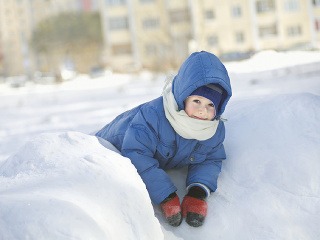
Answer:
[192, 115, 207, 120]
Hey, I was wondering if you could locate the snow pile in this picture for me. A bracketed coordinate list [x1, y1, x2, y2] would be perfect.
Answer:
[216, 93, 320, 239]
[226, 50, 320, 73]
[0, 132, 163, 240]
[163, 93, 320, 240]
[1, 93, 319, 240]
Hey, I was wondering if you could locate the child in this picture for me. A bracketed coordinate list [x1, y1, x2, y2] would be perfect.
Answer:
[96, 51, 232, 227]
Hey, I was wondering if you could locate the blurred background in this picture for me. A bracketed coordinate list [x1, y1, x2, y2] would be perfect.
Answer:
[0, 0, 320, 85]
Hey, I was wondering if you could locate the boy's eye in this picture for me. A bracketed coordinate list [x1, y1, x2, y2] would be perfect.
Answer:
[208, 103, 214, 108]
[193, 99, 200, 103]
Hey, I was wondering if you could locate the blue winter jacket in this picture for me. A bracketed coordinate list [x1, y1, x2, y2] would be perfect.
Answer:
[96, 51, 232, 204]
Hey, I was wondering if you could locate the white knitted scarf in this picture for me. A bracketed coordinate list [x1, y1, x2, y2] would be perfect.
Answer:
[162, 85, 219, 141]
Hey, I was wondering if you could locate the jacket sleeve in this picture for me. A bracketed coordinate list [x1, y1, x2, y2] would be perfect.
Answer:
[121, 106, 177, 204]
[186, 123, 227, 196]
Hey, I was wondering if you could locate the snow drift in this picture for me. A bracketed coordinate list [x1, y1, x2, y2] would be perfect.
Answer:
[161, 92, 320, 240]
[211, 93, 320, 239]
[0, 132, 163, 240]
[0, 92, 319, 240]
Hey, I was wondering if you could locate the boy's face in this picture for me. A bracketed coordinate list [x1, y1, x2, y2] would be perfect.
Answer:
[184, 95, 216, 121]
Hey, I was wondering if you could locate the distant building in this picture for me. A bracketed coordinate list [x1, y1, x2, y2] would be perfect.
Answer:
[100, 0, 320, 72]
[0, 0, 319, 76]
[99, 0, 191, 72]
[0, 0, 34, 76]
[0, 0, 93, 76]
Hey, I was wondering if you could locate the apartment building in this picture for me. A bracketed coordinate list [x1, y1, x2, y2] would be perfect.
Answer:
[1, 0, 319, 76]
[0, 0, 33, 76]
[190, 0, 320, 55]
[100, 0, 192, 72]
[0, 0, 95, 76]
[100, 0, 320, 72]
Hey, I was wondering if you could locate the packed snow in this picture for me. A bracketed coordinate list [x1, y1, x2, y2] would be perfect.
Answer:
[0, 50, 320, 240]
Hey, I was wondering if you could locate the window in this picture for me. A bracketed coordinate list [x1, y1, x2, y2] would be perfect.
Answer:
[106, 0, 126, 6]
[259, 24, 277, 38]
[205, 10, 215, 20]
[170, 9, 190, 23]
[207, 35, 218, 46]
[256, 0, 275, 13]
[112, 43, 131, 55]
[109, 17, 128, 30]
[235, 32, 245, 43]
[231, 5, 242, 18]
[142, 18, 159, 29]
[287, 25, 302, 36]
[284, 0, 299, 11]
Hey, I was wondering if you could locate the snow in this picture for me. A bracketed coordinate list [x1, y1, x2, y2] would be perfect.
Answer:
[0, 132, 162, 240]
[0, 50, 320, 239]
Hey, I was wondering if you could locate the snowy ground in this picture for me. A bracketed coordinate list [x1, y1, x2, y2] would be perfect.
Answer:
[0, 50, 320, 239]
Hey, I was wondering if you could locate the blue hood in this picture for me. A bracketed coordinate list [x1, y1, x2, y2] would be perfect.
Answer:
[172, 51, 232, 116]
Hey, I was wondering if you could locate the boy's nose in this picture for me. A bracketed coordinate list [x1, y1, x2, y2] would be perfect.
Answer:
[198, 106, 207, 114]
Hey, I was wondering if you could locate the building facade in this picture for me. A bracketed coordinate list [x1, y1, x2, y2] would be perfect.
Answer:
[0, 0, 34, 76]
[0, 0, 319, 76]
[100, 0, 192, 72]
[0, 0, 96, 76]
[100, 0, 320, 72]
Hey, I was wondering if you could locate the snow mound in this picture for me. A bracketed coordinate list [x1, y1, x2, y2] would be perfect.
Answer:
[226, 50, 320, 73]
[167, 93, 320, 240]
[1, 93, 320, 240]
[0, 132, 163, 240]
[215, 93, 320, 239]
[225, 93, 320, 193]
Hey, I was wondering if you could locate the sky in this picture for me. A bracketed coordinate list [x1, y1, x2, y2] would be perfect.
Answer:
[0, 50, 320, 240]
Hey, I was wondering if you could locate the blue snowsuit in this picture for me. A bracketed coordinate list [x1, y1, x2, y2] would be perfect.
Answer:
[96, 51, 232, 204]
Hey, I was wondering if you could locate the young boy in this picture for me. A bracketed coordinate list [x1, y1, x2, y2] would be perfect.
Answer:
[95, 51, 232, 227]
